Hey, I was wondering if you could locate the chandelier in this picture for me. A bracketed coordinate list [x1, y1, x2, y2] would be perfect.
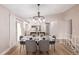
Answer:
[33, 4, 45, 23]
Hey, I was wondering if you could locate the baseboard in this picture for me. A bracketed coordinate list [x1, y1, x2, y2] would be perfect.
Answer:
[0, 45, 17, 55]
[0, 48, 11, 55]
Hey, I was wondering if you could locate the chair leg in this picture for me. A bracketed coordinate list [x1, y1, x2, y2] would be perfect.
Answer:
[54, 44, 55, 52]
[26, 51, 28, 55]
[47, 51, 49, 54]
[23, 45, 24, 49]
[53, 44, 55, 54]
[20, 45, 21, 54]
[39, 51, 42, 54]
[25, 47, 27, 55]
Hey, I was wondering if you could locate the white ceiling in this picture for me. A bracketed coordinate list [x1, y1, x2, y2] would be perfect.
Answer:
[3, 4, 75, 19]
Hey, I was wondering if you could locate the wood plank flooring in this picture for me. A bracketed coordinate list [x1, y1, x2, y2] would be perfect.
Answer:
[6, 43, 73, 55]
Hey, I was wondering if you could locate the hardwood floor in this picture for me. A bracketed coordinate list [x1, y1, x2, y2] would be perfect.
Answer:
[6, 43, 73, 55]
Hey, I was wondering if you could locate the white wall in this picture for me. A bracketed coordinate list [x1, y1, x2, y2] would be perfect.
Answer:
[0, 6, 10, 53]
[44, 13, 70, 39]
[0, 5, 19, 54]
[50, 20, 70, 39]
[64, 5, 79, 38]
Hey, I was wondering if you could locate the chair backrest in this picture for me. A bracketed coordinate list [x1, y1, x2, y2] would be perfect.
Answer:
[19, 36, 23, 40]
[25, 40, 37, 52]
[39, 40, 49, 52]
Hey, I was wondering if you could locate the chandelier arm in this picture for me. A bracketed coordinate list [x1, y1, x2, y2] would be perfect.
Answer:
[37, 4, 40, 17]
[37, 4, 40, 12]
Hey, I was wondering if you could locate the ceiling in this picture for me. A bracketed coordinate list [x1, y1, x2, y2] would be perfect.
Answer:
[3, 4, 75, 19]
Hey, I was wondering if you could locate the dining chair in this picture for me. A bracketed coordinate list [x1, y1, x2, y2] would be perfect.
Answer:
[25, 39, 37, 55]
[49, 35, 56, 53]
[38, 38, 49, 54]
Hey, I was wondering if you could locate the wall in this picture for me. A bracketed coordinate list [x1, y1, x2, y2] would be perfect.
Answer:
[63, 5, 79, 38]
[50, 20, 70, 39]
[0, 5, 18, 54]
[0, 6, 10, 53]
[45, 13, 71, 39]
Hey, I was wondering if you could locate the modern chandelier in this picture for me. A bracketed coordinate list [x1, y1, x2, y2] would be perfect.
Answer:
[33, 4, 45, 23]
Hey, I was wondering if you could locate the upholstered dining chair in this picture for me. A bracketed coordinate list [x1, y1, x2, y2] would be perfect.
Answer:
[38, 38, 49, 54]
[25, 39, 37, 55]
